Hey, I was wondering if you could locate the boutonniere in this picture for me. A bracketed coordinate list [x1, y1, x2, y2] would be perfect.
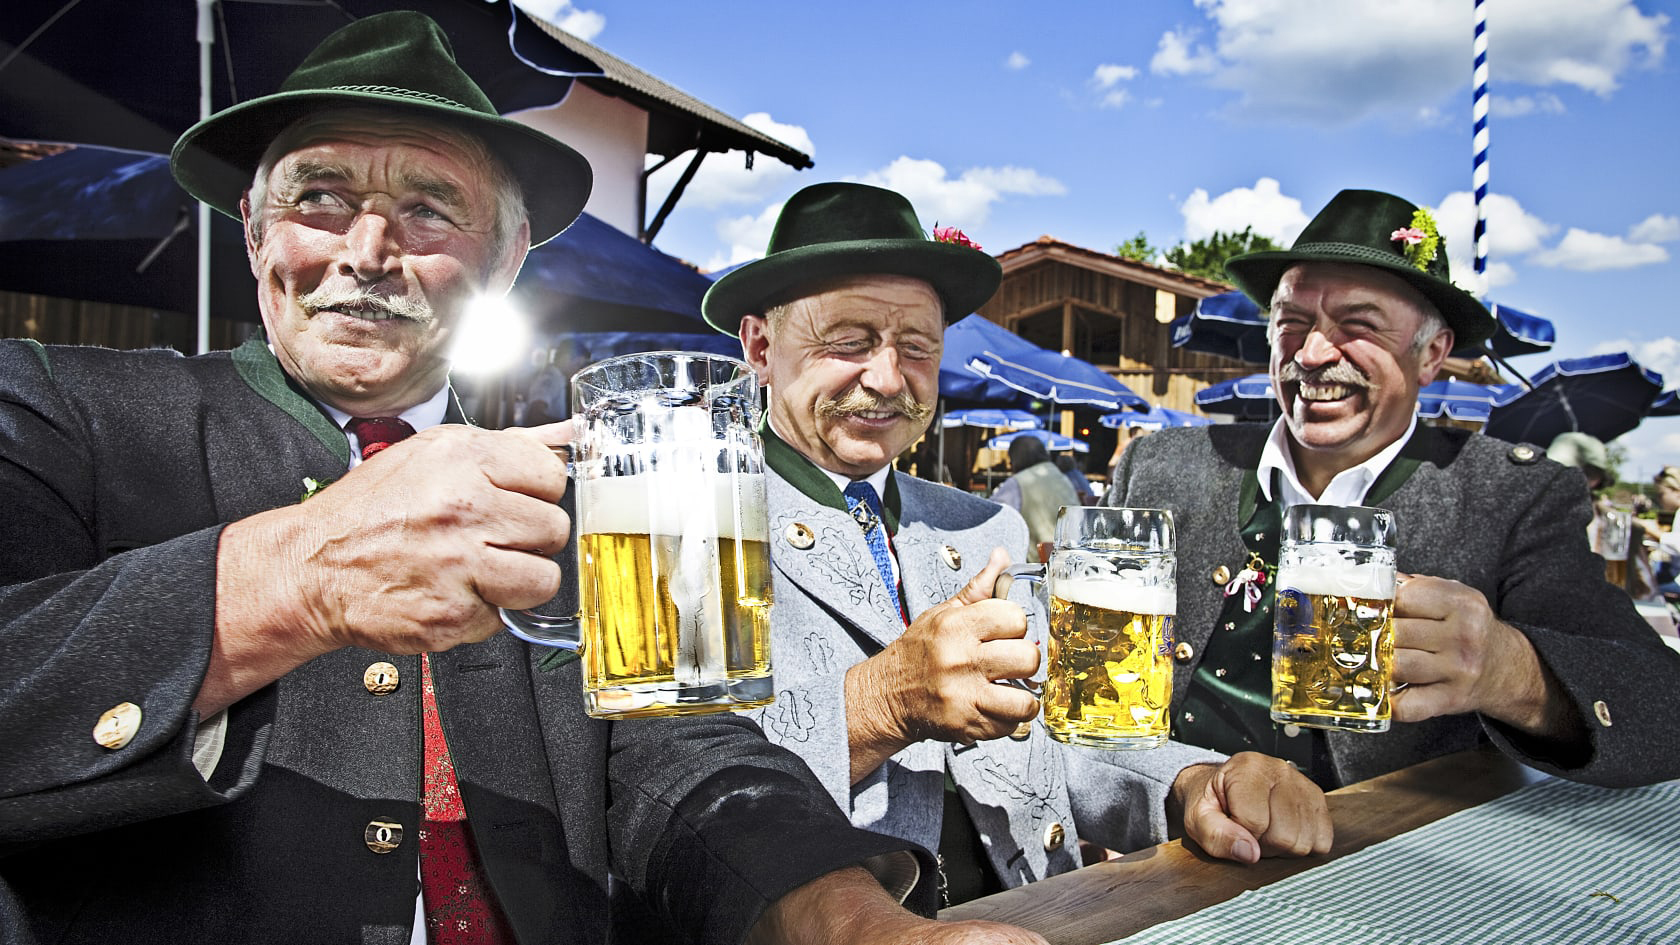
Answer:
[932, 224, 983, 252]
[1222, 551, 1275, 613]
[1390, 208, 1440, 271]
[300, 476, 334, 502]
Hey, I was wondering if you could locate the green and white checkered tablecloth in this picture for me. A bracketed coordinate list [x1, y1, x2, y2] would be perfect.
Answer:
[1112, 776, 1680, 945]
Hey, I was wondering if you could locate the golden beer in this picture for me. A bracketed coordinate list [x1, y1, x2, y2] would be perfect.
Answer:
[1605, 557, 1628, 589]
[577, 472, 774, 718]
[1271, 561, 1396, 732]
[1044, 577, 1174, 749]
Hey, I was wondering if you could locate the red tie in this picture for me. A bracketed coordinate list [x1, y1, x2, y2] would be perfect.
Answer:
[343, 417, 513, 944]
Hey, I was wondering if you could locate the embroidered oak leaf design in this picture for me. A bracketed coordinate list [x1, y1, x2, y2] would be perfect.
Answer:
[761, 689, 819, 743]
[801, 632, 836, 674]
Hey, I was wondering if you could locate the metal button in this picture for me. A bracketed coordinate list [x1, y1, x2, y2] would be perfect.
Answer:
[1509, 444, 1539, 464]
[1593, 700, 1613, 727]
[784, 522, 815, 550]
[364, 819, 404, 854]
[1173, 642, 1195, 663]
[1009, 720, 1033, 741]
[940, 545, 963, 570]
[1214, 667, 1227, 678]
[1211, 565, 1232, 585]
[363, 661, 400, 695]
[1042, 822, 1065, 852]
[93, 702, 142, 750]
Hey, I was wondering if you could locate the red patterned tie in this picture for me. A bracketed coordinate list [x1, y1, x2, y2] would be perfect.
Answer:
[344, 417, 513, 943]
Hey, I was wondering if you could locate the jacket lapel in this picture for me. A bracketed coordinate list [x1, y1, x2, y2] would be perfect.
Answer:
[767, 469, 906, 653]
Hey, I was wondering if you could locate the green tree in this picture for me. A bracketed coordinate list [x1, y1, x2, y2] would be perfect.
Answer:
[1114, 231, 1159, 263]
[1163, 227, 1282, 282]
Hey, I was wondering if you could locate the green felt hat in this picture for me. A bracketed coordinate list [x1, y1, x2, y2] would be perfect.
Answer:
[702, 182, 1002, 336]
[1224, 189, 1496, 348]
[170, 11, 590, 247]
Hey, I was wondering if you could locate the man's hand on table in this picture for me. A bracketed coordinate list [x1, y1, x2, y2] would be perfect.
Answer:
[201, 422, 575, 715]
[844, 548, 1040, 784]
[747, 866, 1049, 945]
[1389, 574, 1582, 741]
[1170, 752, 1332, 863]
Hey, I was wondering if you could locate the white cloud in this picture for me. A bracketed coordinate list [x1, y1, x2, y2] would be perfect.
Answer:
[1587, 337, 1680, 392]
[1178, 177, 1310, 244]
[654, 113, 815, 210]
[1629, 213, 1680, 243]
[855, 157, 1066, 233]
[1434, 190, 1558, 290]
[1530, 228, 1670, 270]
[1490, 93, 1566, 118]
[1006, 51, 1031, 70]
[1154, 0, 1668, 124]
[511, 0, 605, 41]
[1151, 28, 1217, 76]
[708, 202, 784, 271]
[1092, 63, 1139, 88]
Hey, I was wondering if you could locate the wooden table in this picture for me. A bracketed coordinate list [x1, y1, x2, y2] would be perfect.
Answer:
[940, 746, 1549, 944]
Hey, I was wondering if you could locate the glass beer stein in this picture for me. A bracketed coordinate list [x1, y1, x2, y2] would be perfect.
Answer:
[1039, 506, 1176, 749]
[501, 351, 775, 719]
[1271, 504, 1397, 733]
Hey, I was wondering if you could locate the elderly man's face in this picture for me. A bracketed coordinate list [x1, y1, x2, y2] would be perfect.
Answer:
[1268, 262, 1453, 477]
[242, 111, 527, 416]
[740, 275, 942, 478]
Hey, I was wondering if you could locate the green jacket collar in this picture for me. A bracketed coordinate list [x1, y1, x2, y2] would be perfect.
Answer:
[760, 422, 902, 532]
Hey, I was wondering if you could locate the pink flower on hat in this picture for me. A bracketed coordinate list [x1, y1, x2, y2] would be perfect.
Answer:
[932, 225, 982, 251]
[1390, 227, 1427, 246]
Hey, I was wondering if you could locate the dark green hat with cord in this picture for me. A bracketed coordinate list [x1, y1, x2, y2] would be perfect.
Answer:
[702, 182, 1002, 336]
[1224, 189, 1496, 348]
[170, 11, 591, 247]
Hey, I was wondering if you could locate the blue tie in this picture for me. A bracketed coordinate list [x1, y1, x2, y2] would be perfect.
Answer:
[844, 480, 903, 620]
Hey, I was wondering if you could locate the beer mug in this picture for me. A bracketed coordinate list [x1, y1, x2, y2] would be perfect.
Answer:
[501, 351, 775, 719]
[1271, 504, 1397, 733]
[1039, 506, 1176, 750]
[1599, 503, 1632, 587]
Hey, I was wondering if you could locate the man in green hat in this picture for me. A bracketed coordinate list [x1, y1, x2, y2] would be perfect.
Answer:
[0, 15, 1050, 945]
[1108, 188, 1680, 794]
[705, 182, 1331, 909]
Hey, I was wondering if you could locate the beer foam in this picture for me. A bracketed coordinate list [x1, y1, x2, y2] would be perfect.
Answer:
[1278, 552, 1394, 598]
[581, 472, 769, 541]
[1054, 576, 1175, 616]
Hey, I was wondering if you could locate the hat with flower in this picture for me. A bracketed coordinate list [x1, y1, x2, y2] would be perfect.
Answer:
[1224, 189, 1496, 347]
[170, 11, 591, 247]
[702, 182, 1002, 336]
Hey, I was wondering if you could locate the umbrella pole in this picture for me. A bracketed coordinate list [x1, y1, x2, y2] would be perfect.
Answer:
[1483, 344, 1532, 390]
[195, 0, 214, 354]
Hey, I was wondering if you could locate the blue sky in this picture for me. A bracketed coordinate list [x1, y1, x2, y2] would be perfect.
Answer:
[519, 0, 1679, 477]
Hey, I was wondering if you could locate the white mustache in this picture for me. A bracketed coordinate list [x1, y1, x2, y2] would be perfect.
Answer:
[299, 286, 433, 323]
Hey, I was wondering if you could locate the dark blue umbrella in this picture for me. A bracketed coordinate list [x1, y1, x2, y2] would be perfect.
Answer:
[1650, 389, 1680, 418]
[946, 314, 1148, 410]
[1195, 373, 1278, 420]
[942, 408, 1041, 430]
[1485, 303, 1555, 358]
[1098, 406, 1212, 430]
[1169, 290, 1270, 364]
[1415, 379, 1512, 423]
[1485, 352, 1665, 446]
[987, 429, 1089, 454]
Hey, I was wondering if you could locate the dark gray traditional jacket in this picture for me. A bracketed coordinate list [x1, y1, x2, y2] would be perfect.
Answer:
[0, 338, 921, 944]
[1108, 422, 1680, 788]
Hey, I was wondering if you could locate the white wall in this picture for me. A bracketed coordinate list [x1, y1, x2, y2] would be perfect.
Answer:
[511, 83, 648, 238]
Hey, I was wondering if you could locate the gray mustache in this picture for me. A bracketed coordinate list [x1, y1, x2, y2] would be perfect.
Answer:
[1278, 360, 1368, 388]
[299, 286, 433, 323]
[816, 387, 934, 424]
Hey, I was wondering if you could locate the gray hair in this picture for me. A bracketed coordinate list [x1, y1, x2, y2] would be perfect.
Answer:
[244, 108, 527, 269]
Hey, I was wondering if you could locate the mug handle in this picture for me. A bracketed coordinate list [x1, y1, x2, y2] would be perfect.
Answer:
[993, 564, 1047, 695]
[501, 453, 583, 649]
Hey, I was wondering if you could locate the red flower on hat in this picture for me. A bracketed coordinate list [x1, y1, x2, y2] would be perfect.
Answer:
[932, 225, 982, 252]
[1390, 227, 1427, 246]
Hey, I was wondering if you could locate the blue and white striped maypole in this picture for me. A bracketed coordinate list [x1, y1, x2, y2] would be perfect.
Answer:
[1472, 0, 1490, 284]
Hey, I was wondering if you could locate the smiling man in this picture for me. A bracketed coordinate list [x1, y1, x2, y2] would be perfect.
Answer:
[705, 182, 1332, 909]
[1107, 189, 1680, 791]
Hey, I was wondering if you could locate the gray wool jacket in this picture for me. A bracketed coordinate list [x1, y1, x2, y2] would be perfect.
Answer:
[1107, 422, 1680, 789]
[750, 458, 1221, 890]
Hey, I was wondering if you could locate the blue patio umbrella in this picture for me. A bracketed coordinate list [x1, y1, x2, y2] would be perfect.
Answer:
[946, 314, 1148, 410]
[1195, 373, 1278, 420]
[987, 429, 1089, 454]
[1415, 379, 1512, 423]
[1485, 353, 1665, 446]
[1098, 406, 1212, 430]
[1486, 303, 1555, 358]
[943, 408, 1042, 430]
[1649, 389, 1680, 418]
[1169, 290, 1271, 364]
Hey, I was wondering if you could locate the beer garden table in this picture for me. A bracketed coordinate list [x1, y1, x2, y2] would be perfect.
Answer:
[941, 746, 1680, 943]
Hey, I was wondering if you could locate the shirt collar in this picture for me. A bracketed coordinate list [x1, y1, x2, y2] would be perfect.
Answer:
[1257, 413, 1418, 509]
[317, 385, 452, 469]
